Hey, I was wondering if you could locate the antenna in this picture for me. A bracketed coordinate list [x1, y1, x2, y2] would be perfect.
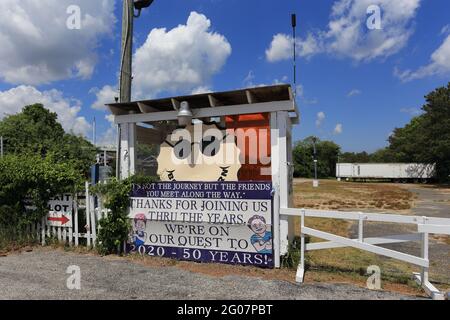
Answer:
[291, 13, 297, 98]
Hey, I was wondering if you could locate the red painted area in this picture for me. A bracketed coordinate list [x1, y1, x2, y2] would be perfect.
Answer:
[48, 215, 70, 225]
[226, 113, 271, 181]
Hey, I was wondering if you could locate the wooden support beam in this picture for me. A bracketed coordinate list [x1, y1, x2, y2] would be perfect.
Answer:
[208, 94, 222, 107]
[171, 98, 180, 111]
[246, 90, 256, 104]
[108, 105, 130, 116]
[114, 100, 295, 124]
[137, 102, 160, 113]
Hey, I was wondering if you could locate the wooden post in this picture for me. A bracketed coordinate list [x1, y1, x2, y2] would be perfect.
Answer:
[270, 112, 281, 267]
[420, 217, 429, 285]
[358, 213, 364, 242]
[275, 111, 290, 256]
[296, 208, 305, 283]
[90, 193, 97, 247]
[41, 216, 46, 245]
[74, 194, 79, 246]
[85, 181, 92, 247]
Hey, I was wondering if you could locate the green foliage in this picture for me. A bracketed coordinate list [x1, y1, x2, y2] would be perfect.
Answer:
[0, 104, 93, 248]
[388, 83, 450, 182]
[92, 175, 159, 255]
[0, 154, 81, 228]
[293, 137, 340, 178]
[339, 149, 397, 163]
[0, 103, 96, 176]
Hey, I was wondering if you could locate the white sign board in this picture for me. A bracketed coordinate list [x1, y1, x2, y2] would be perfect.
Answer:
[46, 194, 73, 227]
[128, 181, 274, 267]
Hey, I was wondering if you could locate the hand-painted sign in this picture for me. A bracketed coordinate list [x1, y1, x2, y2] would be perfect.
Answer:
[47, 194, 73, 227]
[127, 181, 273, 267]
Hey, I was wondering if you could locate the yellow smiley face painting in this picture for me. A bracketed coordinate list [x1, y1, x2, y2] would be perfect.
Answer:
[156, 122, 241, 181]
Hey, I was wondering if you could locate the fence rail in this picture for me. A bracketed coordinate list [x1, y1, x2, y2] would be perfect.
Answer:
[281, 207, 450, 300]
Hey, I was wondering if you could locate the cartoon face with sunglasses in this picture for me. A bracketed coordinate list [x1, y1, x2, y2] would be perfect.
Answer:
[157, 122, 241, 182]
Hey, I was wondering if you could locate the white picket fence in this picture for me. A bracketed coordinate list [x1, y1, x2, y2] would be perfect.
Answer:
[34, 182, 107, 247]
[281, 207, 450, 300]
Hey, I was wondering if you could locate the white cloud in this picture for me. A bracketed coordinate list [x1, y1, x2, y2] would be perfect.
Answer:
[0, 0, 116, 85]
[0, 85, 91, 136]
[296, 84, 304, 97]
[316, 111, 325, 127]
[347, 89, 361, 97]
[96, 115, 116, 147]
[133, 11, 231, 99]
[90, 85, 118, 110]
[265, 33, 321, 62]
[400, 107, 422, 116]
[191, 86, 212, 95]
[294, 84, 318, 105]
[334, 123, 343, 134]
[441, 24, 450, 35]
[266, 34, 293, 62]
[395, 35, 450, 81]
[266, 0, 421, 62]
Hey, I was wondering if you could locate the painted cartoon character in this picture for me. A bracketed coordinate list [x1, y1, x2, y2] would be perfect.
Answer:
[133, 213, 147, 247]
[157, 122, 241, 182]
[247, 215, 272, 254]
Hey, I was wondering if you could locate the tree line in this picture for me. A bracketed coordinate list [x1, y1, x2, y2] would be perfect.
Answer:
[293, 83, 450, 183]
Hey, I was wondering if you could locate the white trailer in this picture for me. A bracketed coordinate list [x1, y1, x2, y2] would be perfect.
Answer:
[336, 163, 435, 181]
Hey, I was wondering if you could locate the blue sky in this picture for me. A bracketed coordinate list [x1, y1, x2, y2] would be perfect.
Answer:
[0, 0, 449, 152]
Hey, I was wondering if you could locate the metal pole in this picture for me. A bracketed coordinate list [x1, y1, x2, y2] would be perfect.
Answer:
[312, 138, 318, 187]
[119, 0, 134, 103]
[116, 124, 121, 179]
[291, 14, 297, 97]
[0, 136, 3, 158]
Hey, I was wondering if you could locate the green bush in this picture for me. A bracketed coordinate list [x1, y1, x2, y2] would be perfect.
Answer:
[92, 174, 158, 255]
[0, 154, 81, 248]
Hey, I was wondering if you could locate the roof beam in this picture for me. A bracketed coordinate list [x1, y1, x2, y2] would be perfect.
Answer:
[114, 100, 295, 124]
[171, 98, 180, 111]
[137, 102, 160, 113]
[208, 94, 222, 107]
[108, 105, 130, 116]
[246, 90, 257, 104]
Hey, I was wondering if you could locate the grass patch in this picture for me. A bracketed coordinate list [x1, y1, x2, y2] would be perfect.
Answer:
[293, 179, 414, 211]
[0, 226, 38, 254]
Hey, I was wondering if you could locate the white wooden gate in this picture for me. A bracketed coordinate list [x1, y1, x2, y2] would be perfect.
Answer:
[35, 182, 101, 247]
[281, 207, 450, 300]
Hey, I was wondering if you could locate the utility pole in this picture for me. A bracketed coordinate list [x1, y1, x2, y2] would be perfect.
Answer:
[0, 136, 3, 158]
[119, 0, 134, 103]
[117, 1, 155, 179]
[312, 137, 319, 187]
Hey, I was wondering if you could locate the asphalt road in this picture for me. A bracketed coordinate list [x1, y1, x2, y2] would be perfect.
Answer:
[0, 248, 414, 300]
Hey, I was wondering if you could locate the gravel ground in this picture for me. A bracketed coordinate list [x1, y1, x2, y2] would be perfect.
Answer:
[0, 248, 416, 300]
